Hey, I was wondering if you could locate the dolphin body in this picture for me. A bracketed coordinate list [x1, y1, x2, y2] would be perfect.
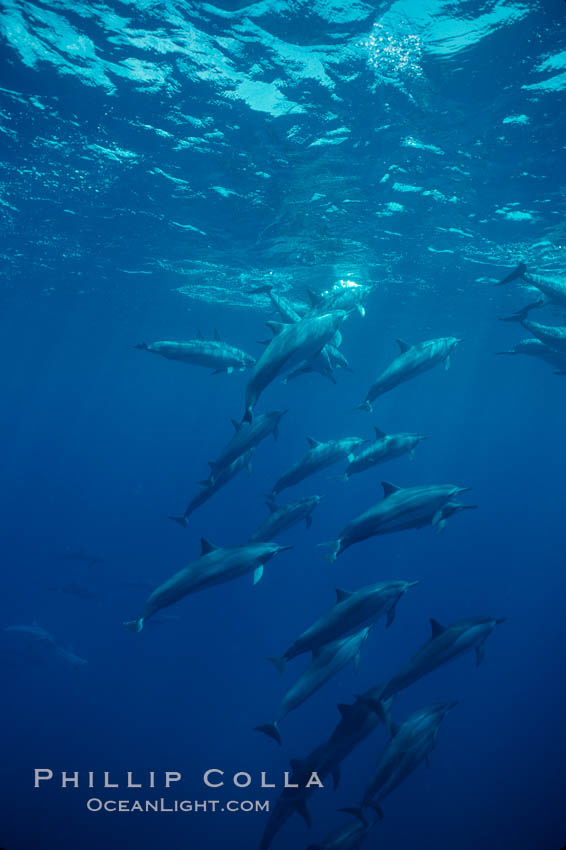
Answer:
[208, 411, 287, 481]
[170, 449, 254, 528]
[519, 317, 566, 354]
[497, 262, 566, 312]
[267, 580, 418, 675]
[347, 702, 456, 820]
[340, 429, 426, 481]
[271, 436, 366, 497]
[123, 538, 289, 633]
[249, 496, 323, 543]
[363, 616, 505, 723]
[258, 682, 392, 850]
[305, 816, 374, 850]
[323, 481, 472, 561]
[136, 337, 255, 374]
[3, 624, 87, 669]
[255, 628, 371, 745]
[357, 337, 461, 412]
[243, 311, 349, 422]
[496, 338, 566, 373]
[248, 284, 306, 323]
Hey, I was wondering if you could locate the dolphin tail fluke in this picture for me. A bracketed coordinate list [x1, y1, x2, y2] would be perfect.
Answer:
[496, 262, 527, 285]
[135, 342, 148, 350]
[317, 540, 339, 563]
[168, 514, 188, 528]
[267, 656, 286, 676]
[499, 299, 545, 323]
[123, 618, 143, 633]
[353, 400, 372, 413]
[254, 723, 281, 746]
[340, 807, 368, 827]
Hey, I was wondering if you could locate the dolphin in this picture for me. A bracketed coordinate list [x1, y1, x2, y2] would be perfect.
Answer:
[518, 317, 566, 354]
[3, 624, 87, 669]
[249, 496, 323, 543]
[305, 815, 375, 850]
[497, 262, 566, 311]
[208, 411, 288, 481]
[356, 337, 461, 411]
[243, 310, 349, 421]
[345, 702, 456, 821]
[123, 538, 290, 632]
[258, 683, 392, 850]
[169, 449, 254, 527]
[362, 616, 505, 723]
[323, 481, 472, 561]
[136, 336, 255, 374]
[271, 436, 366, 497]
[54, 647, 88, 668]
[267, 580, 418, 675]
[496, 338, 566, 373]
[255, 627, 371, 745]
[340, 429, 427, 481]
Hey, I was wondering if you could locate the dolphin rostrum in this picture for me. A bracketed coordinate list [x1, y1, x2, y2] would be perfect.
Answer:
[322, 481, 473, 561]
[255, 628, 370, 745]
[356, 337, 461, 412]
[267, 580, 418, 674]
[123, 538, 290, 632]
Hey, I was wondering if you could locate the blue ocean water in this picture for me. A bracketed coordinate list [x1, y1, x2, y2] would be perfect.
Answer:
[1, 1, 565, 848]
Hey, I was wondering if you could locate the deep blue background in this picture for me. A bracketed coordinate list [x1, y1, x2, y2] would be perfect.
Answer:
[1, 0, 565, 848]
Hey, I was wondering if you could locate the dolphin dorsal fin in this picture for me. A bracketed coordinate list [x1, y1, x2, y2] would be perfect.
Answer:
[306, 436, 320, 449]
[231, 419, 240, 431]
[396, 338, 411, 353]
[337, 702, 353, 720]
[200, 538, 218, 556]
[336, 588, 352, 604]
[382, 481, 401, 497]
[430, 618, 446, 638]
[266, 320, 286, 335]
[374, 427, 386, 439]
[306, 288, 321, 307]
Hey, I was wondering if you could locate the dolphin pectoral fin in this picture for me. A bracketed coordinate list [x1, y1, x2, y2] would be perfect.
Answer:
[305, 514, 312, 529]
[353, 651, 361, 672]
[123, 618, 143, 633]
[444, 355, 451, 370]
[267, 656, 286, 676]
[331, 765, 341, 790]
[409, 449, 415, 460]
[386, 604, 396, 628]
[254, 723, 281, 746]
[475, 644, 485, 666]
[432, 509, 443, 527]
[253, 565, 264, 585]
[227, 366, 234, 374]
[435, 519, 447, 534]
[340, 807, 368, 827]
